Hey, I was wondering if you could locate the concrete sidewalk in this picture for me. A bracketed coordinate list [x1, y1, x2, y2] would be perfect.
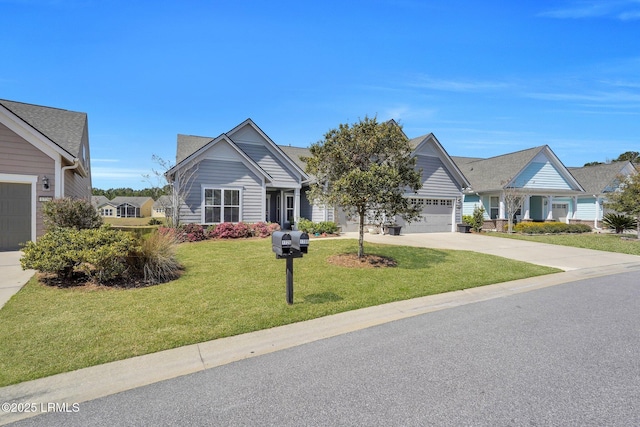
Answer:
[0, 251, 34, 310]
[2, 233, 640, 425]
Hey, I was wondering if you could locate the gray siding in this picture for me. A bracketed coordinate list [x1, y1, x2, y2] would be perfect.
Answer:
[179, 159, 263, 224]
[235, 142, 299, 186]
[413, 155, 462, 197]
[0, 122, 55, 238]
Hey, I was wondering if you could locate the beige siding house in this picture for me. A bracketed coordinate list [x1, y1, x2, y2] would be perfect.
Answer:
[0, 99, 92, 251]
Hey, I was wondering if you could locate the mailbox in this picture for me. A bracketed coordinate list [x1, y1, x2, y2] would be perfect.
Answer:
[272, 231, 292, 257]
[290, 231, 309, 254]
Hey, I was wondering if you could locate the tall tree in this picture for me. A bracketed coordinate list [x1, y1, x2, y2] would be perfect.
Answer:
[304, 117, 422, 257]
[606, 173, 640, 239]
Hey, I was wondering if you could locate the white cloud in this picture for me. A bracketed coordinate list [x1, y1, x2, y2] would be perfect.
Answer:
[539, 0, 640, 20]
[408, 75, 513, 93]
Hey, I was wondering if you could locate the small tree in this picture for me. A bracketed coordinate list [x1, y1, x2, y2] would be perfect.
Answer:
[606, 173, 640, 239]
[501, 184, 528, 233]
[146, 155, 199, 228]
[42, 197, 102, 230]
[304, 117, 422, 258]
[470, 205, 486, 232]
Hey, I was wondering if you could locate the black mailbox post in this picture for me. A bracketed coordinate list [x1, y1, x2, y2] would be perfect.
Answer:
[272, 230, 309, 305]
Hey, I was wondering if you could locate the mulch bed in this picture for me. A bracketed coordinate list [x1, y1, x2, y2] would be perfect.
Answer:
[326, 253, 397, 268]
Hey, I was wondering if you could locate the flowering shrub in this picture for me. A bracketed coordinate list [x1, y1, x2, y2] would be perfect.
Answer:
[179, 223, 207, 242]
[513, 222, 591, 234]
[250, 222, 272, 238]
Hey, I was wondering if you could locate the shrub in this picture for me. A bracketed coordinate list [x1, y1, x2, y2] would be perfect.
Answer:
[42, 197, 102, 230]
[128, 232, 182, 285]
[297, 218, 339, 235]
[177, 223, 207, 242]
[209, 222, 237, 238]
[603, 213, 637, 233]
[513, 222, 591, 234]
[21, 226, 136, 282]
[250, 222, 271, 238]
[465, 206, 485, 232]
[462, 215, 474, 226]
[148, 218, 163, 225]
[233, 222, 253, 238]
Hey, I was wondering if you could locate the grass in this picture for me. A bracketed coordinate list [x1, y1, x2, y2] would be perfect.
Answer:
[486, 231, 640, 256]
[103, 217, 161, 226]
[0, 238, 558, 387]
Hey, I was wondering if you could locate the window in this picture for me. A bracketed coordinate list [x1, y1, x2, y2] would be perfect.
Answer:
[490, 196, 499, 219]
[285, 194, 294, 223]
[204, 189, 240, 223]
[100, 208, 113, 216]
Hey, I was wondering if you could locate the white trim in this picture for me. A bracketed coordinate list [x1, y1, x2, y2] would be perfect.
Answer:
[200, 185, 243, 224]
[0, 173, 38, 242]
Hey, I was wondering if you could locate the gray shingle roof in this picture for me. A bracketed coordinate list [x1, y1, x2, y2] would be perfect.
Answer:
[110, 196, 153, 207]
[278, 145, 311, 172]
[0, 99, 87, 158]
[453, 146, 548, 192]
[568, 162, 631, 194]
[176, 134, 214, 164]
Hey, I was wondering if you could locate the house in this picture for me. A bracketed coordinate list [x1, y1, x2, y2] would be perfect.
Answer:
[0, 99, 92, 251]
[109, 196, 154, 218]
[92, 195, 117, 217]
[568, 161, 638, 228]
[168, 119, 635, 234]
[453, 146, 637, 230]
[167, 119, 312, 228]
[168, 119, 469, 232]
[152, 195, 172, 218]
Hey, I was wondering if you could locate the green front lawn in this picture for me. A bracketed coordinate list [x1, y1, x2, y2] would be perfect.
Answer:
[486, 231, 640, 256]
[0, 238, 558, 387]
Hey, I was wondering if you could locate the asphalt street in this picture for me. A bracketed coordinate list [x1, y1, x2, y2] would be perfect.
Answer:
[9, 270, 639, 426]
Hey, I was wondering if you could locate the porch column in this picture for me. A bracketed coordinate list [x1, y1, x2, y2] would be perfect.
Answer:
[523, 196, 531, 220]
[572, 196, 578, 220]
[594, 197, 601, 229]
[294, 187, 301, 225]
[546, 196, 554, 221]
[499, 194, 506, 219]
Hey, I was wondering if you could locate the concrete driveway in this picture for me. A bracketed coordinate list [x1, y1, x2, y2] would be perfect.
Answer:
[350, 231, 640, 273]
[0, 251, 34, 309]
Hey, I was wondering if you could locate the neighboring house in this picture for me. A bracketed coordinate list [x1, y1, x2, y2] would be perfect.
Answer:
[0, 99, 92, 251]
[92, 195, 117, 217]
[168, 119, 469, 232]
[109, 196, 154, 218]
[167, 119, 312, 228]
[152, 195, 172, 218]
[453, 146, 637, 230]
[568, 161, 638, 229]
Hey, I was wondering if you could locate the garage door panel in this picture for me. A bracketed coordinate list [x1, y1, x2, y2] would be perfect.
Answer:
[399, 198, 454, 233]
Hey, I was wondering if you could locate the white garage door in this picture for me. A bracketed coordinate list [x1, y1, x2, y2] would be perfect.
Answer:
[0, 182, 32, 251]
[399, 198, 453, 233]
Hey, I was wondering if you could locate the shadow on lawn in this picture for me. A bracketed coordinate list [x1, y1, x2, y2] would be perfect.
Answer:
[304, 292, 344, 304]
[390, 248, 450, 270]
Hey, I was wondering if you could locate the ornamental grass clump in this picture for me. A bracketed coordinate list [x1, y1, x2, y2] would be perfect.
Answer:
[128, 231, 182, 285]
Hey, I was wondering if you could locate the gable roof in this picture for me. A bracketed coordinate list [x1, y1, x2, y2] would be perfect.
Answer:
[171, 119, 308, 184]
[110, 196, 154, 207]
[91, 195, 113, 208]
[568, 161, 637, 195]
[453, 145, 583, 193]
[410, 133, 470, 188]
[0, 99, 87, 160]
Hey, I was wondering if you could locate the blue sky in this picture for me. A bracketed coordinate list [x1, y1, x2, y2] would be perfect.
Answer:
[2, 0, 639, 190]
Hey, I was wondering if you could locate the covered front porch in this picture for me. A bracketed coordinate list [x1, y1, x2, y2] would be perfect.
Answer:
[264, 187, 301, 230]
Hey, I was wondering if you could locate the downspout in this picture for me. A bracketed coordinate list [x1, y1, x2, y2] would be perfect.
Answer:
[60, 159, 81, 198]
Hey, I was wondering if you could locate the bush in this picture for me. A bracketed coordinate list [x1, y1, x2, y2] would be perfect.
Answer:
[513, 222, 592, 234]
[297, 218, 339, 235]
[209, 222, 237, 239]
[209, 222, 280, 239]
[603, 213, 637, 233]
[128, 232, 182, 285]
[21, 226, 136, 282]
[148, 218, 163, 225]
[177, 223, 208, 242]
[250, 222, 272, 238]
[464, 206, 485, 232]
[42, 197, 102, 230]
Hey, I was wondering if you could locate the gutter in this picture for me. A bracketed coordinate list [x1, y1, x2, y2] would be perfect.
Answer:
[60, 159, 81, 197]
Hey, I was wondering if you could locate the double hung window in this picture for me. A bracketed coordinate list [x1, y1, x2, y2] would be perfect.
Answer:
[204, 188, 240, 223]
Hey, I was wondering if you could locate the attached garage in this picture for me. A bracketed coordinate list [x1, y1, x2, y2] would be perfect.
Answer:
[398, 198, 455, 233]
[0, 181, 33, 251]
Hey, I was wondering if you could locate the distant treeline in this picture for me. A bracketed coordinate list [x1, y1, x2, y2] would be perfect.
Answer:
[92, 186, 170, 200]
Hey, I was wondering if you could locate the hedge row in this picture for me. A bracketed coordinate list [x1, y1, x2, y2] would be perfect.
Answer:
[512, 222, 592, 234]
[159, 222, 282, 243]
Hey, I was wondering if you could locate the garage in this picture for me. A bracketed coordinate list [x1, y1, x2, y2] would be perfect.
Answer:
[0, 182, 32, 251]
[398, 198, 454, 233]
